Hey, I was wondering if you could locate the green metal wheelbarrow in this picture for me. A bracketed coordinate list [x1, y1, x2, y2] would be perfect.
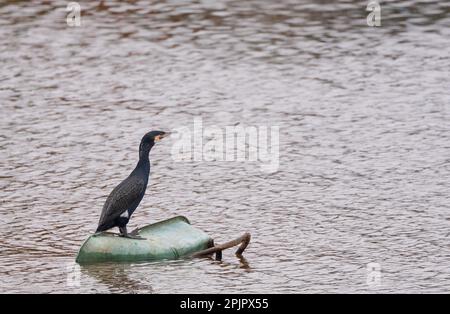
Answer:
[76, 216, 251, 264]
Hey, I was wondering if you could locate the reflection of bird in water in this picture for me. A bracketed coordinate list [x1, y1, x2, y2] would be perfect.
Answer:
[96, 131, 168, 239]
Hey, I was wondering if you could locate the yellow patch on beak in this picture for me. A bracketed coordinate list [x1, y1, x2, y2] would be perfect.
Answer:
[154, 134, 165, 142]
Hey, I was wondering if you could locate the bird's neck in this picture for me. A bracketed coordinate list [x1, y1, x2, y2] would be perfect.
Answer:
[138, 142, 154, 160]
[135, 141, 153, 175]
[139, 149, 151, 160]
[134, 155, 150, 176]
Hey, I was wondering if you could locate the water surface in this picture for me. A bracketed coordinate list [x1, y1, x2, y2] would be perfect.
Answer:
[0, 0, 449, 293]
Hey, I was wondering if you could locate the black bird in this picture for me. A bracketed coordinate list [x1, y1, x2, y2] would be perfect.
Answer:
[96, 131, 168, 239]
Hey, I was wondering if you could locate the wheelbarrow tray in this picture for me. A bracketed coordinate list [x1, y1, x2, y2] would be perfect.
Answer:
[76, 216, 212, 264]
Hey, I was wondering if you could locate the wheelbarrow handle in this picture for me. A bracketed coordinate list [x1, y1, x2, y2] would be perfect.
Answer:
[191, 232, 251, 260]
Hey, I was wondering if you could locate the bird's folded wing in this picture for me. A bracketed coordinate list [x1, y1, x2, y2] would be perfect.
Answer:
[98, 176, 146, 226]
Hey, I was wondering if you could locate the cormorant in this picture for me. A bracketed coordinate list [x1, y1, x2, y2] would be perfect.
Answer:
[96, 130, 168, 239]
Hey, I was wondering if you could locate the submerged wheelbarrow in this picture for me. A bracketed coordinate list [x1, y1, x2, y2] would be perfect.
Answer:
[76, 216, 250, 264]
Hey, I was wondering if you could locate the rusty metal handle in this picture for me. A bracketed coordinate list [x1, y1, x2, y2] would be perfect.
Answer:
[191, 232, 251, 260]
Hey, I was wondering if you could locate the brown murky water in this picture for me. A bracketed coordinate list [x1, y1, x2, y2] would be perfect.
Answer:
[1, 0, 449, 293]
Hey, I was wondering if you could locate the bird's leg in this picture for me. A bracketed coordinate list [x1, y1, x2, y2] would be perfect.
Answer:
[119, 226, 145, 240]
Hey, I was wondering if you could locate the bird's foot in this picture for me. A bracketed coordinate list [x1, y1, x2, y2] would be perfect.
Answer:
[93, 231, 120, 237]
[119, 226, 146, 240]
[120, 233, 146, 240]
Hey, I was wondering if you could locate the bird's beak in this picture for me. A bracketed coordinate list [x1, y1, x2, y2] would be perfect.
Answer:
[155, 133, 169, 142]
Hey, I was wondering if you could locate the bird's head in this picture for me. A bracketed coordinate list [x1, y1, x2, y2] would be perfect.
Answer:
[142, 130, 168, 143]
[139, 130, 168, 157]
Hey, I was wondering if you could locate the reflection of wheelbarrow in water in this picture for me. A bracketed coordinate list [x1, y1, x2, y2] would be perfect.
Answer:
[76, 216, 251, 264]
